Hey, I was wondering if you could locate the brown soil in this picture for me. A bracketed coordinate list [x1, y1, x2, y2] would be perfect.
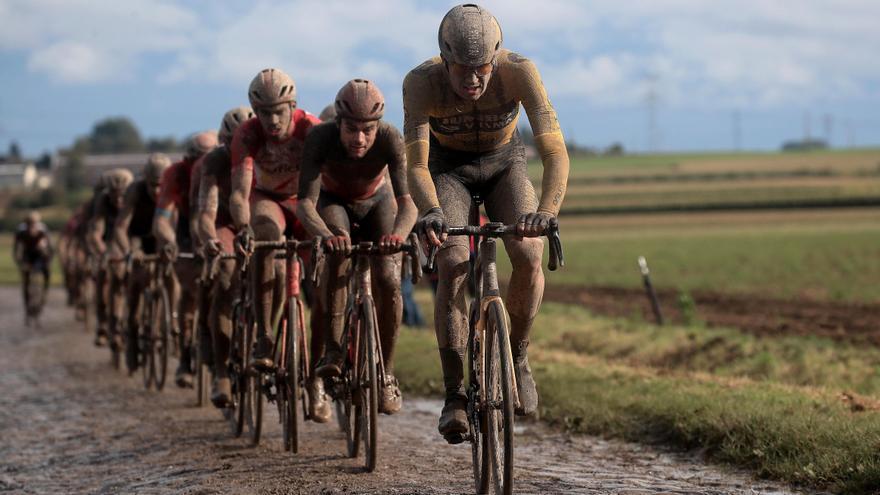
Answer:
[544, 284, 880, 344]
[0, 288, 813, 494]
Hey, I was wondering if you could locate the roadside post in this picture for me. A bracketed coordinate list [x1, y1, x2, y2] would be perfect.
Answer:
[638, 256, 664, 325]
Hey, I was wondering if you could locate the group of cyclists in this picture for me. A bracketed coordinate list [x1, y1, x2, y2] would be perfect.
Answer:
[19, 3, 570, 479]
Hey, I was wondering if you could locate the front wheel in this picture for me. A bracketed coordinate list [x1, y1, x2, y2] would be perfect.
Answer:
[360, 297, 380, 473]
[153, 285, 172, 391]
[484, 300, 515, 495]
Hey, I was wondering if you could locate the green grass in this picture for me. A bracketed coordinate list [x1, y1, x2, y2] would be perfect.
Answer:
[397, 294, 880, 493]
[490, 212, 880, 302]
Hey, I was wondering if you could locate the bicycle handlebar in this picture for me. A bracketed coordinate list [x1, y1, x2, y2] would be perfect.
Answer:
[423, 219, 564, 273]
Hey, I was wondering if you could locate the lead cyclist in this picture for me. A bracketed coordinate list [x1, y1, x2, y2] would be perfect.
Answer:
[403, 4, 570, 442]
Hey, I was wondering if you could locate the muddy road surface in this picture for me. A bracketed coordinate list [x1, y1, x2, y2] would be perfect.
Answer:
[1, 288, 814, 494]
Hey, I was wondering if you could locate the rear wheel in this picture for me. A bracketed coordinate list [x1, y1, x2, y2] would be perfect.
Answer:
[194, 306, 210, 407]
[468, 301, 490, 494]
[243, 321, 264, 446]
[484, 301, 515, 495]
[140, 289, 155, 390]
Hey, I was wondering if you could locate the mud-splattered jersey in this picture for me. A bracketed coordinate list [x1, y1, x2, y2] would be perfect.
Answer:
[402, 49, 569, 215]
[298, 120, 408, 203]
[156, 157, 197, 216]
[231, 109, 320, 198]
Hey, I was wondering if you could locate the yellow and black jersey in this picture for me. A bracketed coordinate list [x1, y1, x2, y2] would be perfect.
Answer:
[403, 49, 569, 216]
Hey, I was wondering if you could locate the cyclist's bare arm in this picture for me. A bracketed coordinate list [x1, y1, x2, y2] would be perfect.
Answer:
[229, 130, 253, 231]
[113, 185, 137, 255]
[386, 131, 418, 239]
[87, 200, 108, 255]
[296, 134, 335, 238]
[153, 169, 178, 248]
[196, 165, 220, 245]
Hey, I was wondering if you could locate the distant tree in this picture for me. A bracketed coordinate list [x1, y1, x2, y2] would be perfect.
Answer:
[35, 152, 52, 170]
[62, 152, 87, 190]
[89, 117, 144, 153]
[146, 136, 181, 152]
[8, 141, 22, 161]
[604, 142, 625, 156]
[781, 138, 828, 152]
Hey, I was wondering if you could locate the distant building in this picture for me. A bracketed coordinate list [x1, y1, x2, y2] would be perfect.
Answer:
[54, 152, 184, 185]
[0, 162, 39, 189]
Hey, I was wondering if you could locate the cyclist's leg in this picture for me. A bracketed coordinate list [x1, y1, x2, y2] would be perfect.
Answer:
[363, 185, 405, 414]
[108, 261, 127, 349]
[174, 255, 200, 386]
[125, 264, 147, 372]
[95, 262, 110, 342]
[21, 267, 31, 321]
[433, 172, 473, 437]
[210, 226, 236, 406]
[484, 149, 543, 416]
[315, 197, 351, 377]
[250, 191, 287, 368]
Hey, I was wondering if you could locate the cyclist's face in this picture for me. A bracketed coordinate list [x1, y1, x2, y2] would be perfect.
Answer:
[339, 118, 378, 159]
[256, 103, 293, 140]
[446, 59, 494, 101]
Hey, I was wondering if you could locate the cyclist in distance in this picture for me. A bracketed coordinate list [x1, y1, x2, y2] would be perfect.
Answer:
[193, 105, 254, 407]
[13, 210, 53, 324]
[228, 68, 320, 372]
[112, 153, 172, 373]
[298, 79, 417, 416]
[154, 131, 219, 387]
[87, 168, 134, 347]
[403, 4, 570, 440]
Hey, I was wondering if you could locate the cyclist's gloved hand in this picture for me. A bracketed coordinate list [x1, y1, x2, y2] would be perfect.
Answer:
[516, 211, 555, 238]
[417, 207, 448, 248]
[234, 226, 253, 257]
[378, 234, 404, 254]
[161, 242, 178, 262]
[324, 234, 352, 255]
[203, 238, 221, 257]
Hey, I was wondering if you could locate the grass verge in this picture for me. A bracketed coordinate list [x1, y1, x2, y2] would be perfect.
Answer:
[396, 296, 880, 494]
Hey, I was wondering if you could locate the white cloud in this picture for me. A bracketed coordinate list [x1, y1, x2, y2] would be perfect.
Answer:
[2, 0, 879, 108]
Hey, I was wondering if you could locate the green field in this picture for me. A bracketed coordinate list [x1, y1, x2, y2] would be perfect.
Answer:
[397, 294, 880, 494]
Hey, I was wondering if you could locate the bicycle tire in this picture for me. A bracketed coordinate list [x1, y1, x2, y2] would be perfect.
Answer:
[193, 306, 210, 407]
[154, 285, 172, 391]
[484, 300, 515, 495]
[468, 301, 490, 494]
[361, 297, 379, 472]
[344, 311, 361, 459]
[230, 301, 247, 437]
[141, 289, 154, 390]
[244, 321, 264, 446]
[282, 297, 300, 453]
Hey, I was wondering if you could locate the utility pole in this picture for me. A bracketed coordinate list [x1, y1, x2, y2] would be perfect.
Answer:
[732, 110, 742, 151]
[823, 113, 833, 147]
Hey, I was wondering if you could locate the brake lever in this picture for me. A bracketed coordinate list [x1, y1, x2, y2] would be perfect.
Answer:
[547, 217, 564, 271]
[310, 237, 323, 285]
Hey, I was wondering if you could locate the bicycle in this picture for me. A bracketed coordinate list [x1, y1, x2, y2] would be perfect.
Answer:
[132, 253, 174, 391]
[424, 196, 564, 495]
[245, 238, 322, 451]
[325, 233, 422, 472]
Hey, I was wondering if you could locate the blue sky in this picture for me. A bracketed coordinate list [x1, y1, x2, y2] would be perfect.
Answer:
[1, 0, 879, 157]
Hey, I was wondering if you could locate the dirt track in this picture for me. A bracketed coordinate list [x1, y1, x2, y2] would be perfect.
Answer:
[544, 284, 880, 344]
[0, 288, 814, 494]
